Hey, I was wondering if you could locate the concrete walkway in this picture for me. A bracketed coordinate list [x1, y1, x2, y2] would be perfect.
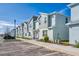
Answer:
[17, 38, 79, 56]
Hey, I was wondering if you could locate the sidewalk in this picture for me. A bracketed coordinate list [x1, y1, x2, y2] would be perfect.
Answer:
[17, 38, 79, 56]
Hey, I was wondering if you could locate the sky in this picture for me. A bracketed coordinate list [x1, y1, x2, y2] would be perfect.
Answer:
[0, 3, 70, 34]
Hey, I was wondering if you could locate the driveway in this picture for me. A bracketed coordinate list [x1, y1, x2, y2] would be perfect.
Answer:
[0, 40, 70, 56]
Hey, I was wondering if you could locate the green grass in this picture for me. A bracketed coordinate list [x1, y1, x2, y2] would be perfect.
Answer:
[22, 37, 32, 40]
[75, 43, 79, 48]
[4, 39, 21, 42]
[60, 42, 69, 46]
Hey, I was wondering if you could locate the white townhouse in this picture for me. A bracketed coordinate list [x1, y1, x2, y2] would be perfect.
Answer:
[16, 27, 18, 37]
[67, 3, 79, 45]
[21, 21, 29, 38]
[34, 19, 39, 39]
[28, 16, 38, 39]
[34, 13, 48, 40]
[34, 12, 70, 42]
[16, 26, 20, 37]
[17, 25, 22, 38]
[48, 12, 70, 42]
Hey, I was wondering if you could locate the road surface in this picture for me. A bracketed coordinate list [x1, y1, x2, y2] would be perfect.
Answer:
[0, 40, 71, 56]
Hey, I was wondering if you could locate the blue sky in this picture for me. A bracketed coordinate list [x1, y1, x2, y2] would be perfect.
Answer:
[0, 3, 70, 34]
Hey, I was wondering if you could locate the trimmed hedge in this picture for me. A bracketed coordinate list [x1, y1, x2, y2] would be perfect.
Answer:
[43, 36, 49, 42]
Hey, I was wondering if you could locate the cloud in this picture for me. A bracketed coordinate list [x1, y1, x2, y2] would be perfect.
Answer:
[0, 21, 14, 27]
[0, 26, 3, 28]
[0, 20, 15, 34]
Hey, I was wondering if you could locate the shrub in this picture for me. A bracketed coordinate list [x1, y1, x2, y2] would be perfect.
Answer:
[43, 35, 49, 42]
[75, 42, 79, 48]
[60, 40, 69, 42]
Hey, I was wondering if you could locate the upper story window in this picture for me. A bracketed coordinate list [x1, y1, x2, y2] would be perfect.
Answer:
[42, 30, 47, 36]
[44, 17, 47, 23]
[48, 15, 52, 27]
[65, 18, 68, 23]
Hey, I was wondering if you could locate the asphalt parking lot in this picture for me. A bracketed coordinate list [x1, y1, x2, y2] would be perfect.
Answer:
[0, 40, 70, 56]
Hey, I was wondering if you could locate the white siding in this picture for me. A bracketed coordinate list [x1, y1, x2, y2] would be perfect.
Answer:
[52, 15, 55, 27]
[48, 29, 53, 41]
[28, 19, 33, 38]
[69, 25, 79, 44]
[23, 23, 28, 37]
[71, 5, 79, 21]
[35, 21, 39, 30]
[55, 14, 69, 40]
[37, 13, 48, 40]
[48, 13, 69, 41]
[39, 14, 48, 29]
[69, 4, 79, 45]
[39, 28, 48, 39]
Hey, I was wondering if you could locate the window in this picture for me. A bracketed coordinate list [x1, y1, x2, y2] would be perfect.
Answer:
[42, 30, 47, 36]
[29, 32, 31, 36]
[25, 33, 27, 36]
[39, 22, 41, 25]
[44, 17, 47, 23]
[65, 18, 68, 23]
[48, 15, 52, 27]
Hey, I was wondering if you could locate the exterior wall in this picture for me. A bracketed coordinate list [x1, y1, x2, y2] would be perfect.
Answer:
[55, 14, 69, 40]
[71, 4, 79, 21]
[48, 14, 56, 27]
[35, 13, 48, 40]
[48, 13, 70, 42]
[35, 21, 39, 30]
[18, 26, 22, 37]
[39, 13, 48, 29]
[39, 28, 48, 39]
[69, 4, 79, 45]
[69, 24, 79, 45]
[17, 26, 20, 37]
[16, 28, 18, 37]
[28, 19, 33, 38]
[28, 16, 37, 39]
[48, 14, 56, 41]
[23, 22, 29, 37]
[48, 28, 54, 41]
[34, 20, 39, 39]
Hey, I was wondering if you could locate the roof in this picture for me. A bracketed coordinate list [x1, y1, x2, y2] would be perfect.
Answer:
[49, 11, 70, 17]
[28, 16, 38, 24]
[67, 3, 79, 8]
[66, 20, 79, 26]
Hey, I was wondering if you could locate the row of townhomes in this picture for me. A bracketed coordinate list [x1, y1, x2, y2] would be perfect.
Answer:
[10, 3, 79, 45]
